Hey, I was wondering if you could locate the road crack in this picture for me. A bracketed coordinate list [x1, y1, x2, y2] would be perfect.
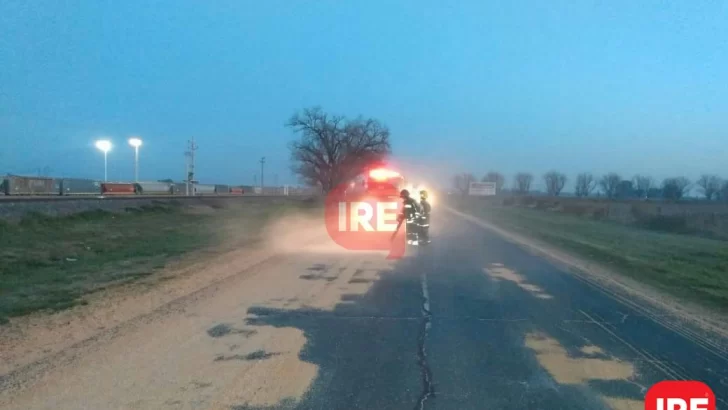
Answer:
[415, 272, 435, 410]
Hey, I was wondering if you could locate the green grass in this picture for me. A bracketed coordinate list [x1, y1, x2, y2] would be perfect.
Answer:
[451, 198, 728, 312]
[0, 200, 319, 322]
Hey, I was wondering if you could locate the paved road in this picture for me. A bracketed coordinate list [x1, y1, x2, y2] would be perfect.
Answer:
[3, 210, 727, 409]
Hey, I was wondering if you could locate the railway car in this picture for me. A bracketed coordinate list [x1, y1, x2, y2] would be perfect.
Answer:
[2, 175, 59, 195]
[134, 181, 174, 195]
[262, 186, 284, 195]
[229, 187, 244, 195]
[193, 184, 216, 195]
[171, 182, 188, 195]
[214, 184, 230, 195]
[101, 182, 136, 195]
[60, 178, 101, 195]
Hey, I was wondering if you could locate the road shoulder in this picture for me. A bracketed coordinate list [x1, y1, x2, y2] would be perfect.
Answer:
[445, 205, 728, 354]
[0, 210, 327, 381]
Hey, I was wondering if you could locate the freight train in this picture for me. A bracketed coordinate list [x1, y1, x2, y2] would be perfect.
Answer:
[0, 175, 256, 197]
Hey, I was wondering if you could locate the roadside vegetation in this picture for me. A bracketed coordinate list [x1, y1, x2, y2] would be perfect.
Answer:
[451, 198, 728, 312]
[453, 171, 728, 200]
[0, 200, 319, 323]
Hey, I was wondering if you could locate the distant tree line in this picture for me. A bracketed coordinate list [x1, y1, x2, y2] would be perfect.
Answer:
[452, 170, 728, 201]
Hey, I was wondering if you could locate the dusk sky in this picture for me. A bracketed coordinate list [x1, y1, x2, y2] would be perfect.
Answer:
[1, 0, 727, 190]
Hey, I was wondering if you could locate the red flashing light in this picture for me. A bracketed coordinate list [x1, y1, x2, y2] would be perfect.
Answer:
[369, 168, 401, 181]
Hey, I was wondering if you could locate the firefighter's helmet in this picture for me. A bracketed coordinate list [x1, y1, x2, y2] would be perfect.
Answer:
[399, 189, 410, 199]
[420, 190, 428, 199]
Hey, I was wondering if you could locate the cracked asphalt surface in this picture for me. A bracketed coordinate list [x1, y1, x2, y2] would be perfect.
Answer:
[2, 210, 727, 409]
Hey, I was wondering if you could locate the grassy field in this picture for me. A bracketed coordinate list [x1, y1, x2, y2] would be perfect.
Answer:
[451, 198, 728, 312]
[0, 200, 318, 323]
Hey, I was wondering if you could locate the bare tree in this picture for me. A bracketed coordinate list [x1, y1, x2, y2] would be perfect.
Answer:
[696, 174, 722, 200]
[482, 171, 505, 192]
[598, 173, 621, 199]
[453, 173, 476, 196]
[632, 175, 653, 199]
[574, 173, 596, 197]
[514, 172, 533, 195]
[287, 107, 391, 192]
[661, 177, 691, 200]
[543, 171, 567, 196]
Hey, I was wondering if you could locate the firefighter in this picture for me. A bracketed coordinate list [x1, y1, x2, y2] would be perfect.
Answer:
[418, 190, 431, 244]
[398, 189, 421, 245]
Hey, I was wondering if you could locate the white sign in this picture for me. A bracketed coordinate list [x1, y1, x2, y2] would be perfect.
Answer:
[469, 181, 496, 196]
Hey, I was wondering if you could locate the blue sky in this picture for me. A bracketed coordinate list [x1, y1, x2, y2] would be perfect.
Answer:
[1, 0, 727, 190]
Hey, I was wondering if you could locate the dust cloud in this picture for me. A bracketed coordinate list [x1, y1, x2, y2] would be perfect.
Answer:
[260, 208, 331, 253]
[260, 207, 395, 257]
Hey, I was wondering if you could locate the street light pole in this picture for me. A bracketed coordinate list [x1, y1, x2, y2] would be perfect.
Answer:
[129, 137, 142, 182]
[134, 146, 139, 181]
[95, 139, 112, 182]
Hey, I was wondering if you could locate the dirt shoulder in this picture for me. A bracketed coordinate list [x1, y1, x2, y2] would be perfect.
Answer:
[445, 205, 728, 351]
[0, 202, 327, 377]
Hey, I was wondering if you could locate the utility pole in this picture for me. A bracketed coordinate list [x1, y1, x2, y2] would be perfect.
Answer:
[185, 138, 198, 196]
[260, 157, 265, 193]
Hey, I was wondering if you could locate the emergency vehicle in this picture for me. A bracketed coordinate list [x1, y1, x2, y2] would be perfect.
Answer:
[345, 166, 406, 199]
